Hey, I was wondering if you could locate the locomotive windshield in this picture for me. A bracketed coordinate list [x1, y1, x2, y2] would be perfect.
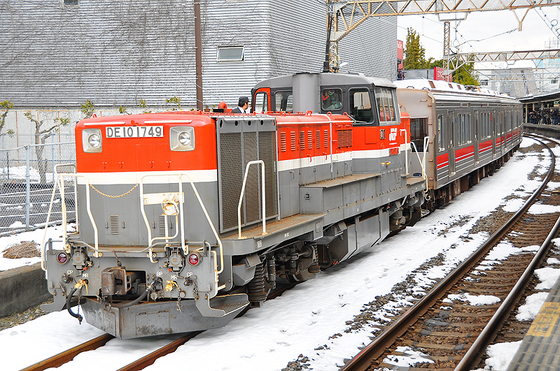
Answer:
[374, 86, 399, 125]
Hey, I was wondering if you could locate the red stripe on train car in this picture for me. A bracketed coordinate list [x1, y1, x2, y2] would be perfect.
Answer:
[436, 152, 449, 170]
[455, 145, 474, 162]
[479, 139, 493, 154]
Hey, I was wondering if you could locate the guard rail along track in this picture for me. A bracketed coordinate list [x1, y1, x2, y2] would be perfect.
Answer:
[342, 134, 560, 371]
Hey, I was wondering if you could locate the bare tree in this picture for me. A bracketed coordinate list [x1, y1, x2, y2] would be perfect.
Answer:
[23, 112, 69, 184]
[0, 101, 14, 136]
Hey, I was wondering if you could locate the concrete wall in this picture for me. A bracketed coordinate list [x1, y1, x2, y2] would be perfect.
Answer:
[0, 263, 50, 317]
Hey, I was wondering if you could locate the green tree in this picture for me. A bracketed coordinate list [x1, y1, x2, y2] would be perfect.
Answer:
[404, 28, 478, 85]
[452, 57, 479, 86]
[404, 28, 428, 69]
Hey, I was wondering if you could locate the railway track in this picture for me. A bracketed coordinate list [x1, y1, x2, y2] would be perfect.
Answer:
[21, 283, 296, 371]
[341, 135, 560, 371]
[17, 138, 552, 371]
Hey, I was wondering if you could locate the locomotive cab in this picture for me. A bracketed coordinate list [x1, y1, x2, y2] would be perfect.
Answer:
[252, 72, 399, 127]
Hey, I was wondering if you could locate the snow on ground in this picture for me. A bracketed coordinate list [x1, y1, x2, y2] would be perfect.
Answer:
[1, 137, 559, 371]
[0, 225, 71, 271]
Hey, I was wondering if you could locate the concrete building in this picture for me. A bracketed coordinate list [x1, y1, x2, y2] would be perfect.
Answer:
[0, 0, 398, 145]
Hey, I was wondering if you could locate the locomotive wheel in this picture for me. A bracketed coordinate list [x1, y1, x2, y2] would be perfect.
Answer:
[287, 269, 317, 282]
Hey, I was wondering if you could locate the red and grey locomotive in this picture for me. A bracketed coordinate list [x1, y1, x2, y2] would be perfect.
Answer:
[41, 73, 425, 338]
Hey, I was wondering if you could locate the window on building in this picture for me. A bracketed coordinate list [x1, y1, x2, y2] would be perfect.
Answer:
[64, 0, 79, 5]
[217, 46, 244, 62]
[481, 80, 489, 86]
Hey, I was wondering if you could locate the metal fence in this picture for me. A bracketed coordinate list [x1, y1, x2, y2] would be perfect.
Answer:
[0, 139, 76, 235]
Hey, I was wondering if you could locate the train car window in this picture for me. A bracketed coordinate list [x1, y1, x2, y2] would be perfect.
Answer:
[349, 88, 374, 124]
[374, 87, 399, 125]
[481, 112, 491, 139]
[410, 118, 428, 152]
[457, 114, 472, 146]
[322, 89, 343, 111]
[274, 91, 293, 112]
[437, 115, 445, 152]
[253, 92, 268, 113]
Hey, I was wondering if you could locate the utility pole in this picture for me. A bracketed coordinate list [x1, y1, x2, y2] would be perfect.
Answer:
[194, 0, 203, 110]
[443, 21, 451, 82]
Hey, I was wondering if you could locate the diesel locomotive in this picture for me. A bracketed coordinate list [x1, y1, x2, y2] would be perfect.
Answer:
[41, 73, 426, 338]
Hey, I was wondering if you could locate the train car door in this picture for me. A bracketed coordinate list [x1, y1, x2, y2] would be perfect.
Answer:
[448, 110, 456, 175]
[474, 110, 479, 164]
[491, 110, 496, 157]
[496, 110, 504, 157]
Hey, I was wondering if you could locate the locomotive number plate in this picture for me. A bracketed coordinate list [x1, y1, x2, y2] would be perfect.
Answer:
[106, 126, 164, 138]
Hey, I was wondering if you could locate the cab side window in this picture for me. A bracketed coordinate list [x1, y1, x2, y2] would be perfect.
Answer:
[322, 89, 343, 111]
[253, 92, 268, 113]
[274, 91, 293, 112]
[349, 89, 374, 123]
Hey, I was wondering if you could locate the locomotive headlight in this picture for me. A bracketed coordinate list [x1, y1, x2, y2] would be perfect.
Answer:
[82, 129, 102, 153]
[88, 133, 101, 148]
[170, 126, 195, 151]
[178, 132, 191, 146]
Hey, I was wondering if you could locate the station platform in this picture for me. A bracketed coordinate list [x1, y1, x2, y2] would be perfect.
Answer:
[507, 275, 560, 371]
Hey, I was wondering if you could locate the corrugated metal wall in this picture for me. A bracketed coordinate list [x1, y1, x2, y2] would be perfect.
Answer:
[339, 16, 398, 81]
[0, 0, 397, 109]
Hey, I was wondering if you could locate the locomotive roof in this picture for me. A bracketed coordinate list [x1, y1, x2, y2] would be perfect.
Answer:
[393, 79, 518, 101]
[253, 72, 396, 90]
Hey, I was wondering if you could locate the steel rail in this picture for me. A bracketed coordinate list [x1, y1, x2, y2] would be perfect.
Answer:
[455, 135, 559, 370]
[22, 281, 298, 371]
[21, 334, 114, 371]
[117, 332, 202, 371]
[341, 135, 555, 371]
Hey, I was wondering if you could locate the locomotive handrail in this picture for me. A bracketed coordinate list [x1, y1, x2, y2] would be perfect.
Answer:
[139, 172, 224, 274]
[400, 129, 409, 175]
[237, 160, 266, 239]
[41, 166, 103, 271]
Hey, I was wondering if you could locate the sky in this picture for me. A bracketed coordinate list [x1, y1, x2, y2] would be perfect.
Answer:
[2, 137, 560, 370]
[397, 6, 560, 70]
